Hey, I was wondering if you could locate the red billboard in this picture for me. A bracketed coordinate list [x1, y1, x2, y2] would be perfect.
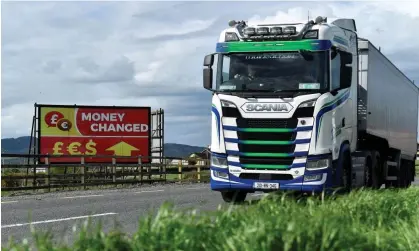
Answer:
[37, 104, 151, 163]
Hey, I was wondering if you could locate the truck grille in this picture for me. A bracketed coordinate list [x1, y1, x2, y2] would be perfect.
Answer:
[237, 131, 296, 141]
[238, 157, 295, 171]
[239, 157, 294, 166]
[238, 144, 295, 153]
[236, 118, 298, 128]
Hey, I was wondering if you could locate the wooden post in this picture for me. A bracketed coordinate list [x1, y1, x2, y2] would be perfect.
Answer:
[46, 154, 50, 192]
[163, 158, 167, 181]
[178, 160, 182, 181]
[112, 157, 116, 184]
[81, 157, 85, 189]
[138, 156, 142, 183]
[33, 158, 37, 187]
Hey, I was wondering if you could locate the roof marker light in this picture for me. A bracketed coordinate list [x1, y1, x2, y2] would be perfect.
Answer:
[225, 32, 240, 42]
[303, 30, 318, 39]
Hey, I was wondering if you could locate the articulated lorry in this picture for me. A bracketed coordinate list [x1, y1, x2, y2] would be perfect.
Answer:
[202, 16, 419, 202]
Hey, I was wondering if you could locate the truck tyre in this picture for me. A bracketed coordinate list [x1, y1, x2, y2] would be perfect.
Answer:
[406, 162, 412, 188]
[337, 146, 352, 193]
[221, 191, 247, 203]
[397, 159, 407, 188]
[399, 160, 412, 188]
[369, 151, 381, 189]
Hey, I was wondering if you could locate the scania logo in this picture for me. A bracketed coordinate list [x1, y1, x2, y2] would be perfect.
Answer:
[241, 102, 293, 113]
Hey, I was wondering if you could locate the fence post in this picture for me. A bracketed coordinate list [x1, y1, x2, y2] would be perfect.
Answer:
[112, 157, 116, 184]
[178, 160, 182, 181]
[163, 157, 167, 181]
[138, 156, 142, 183]
[46, 154, 50, 192]
[147, 158, 151, 180]
[81, 156, 85, 189]
[197, 165, 201, 183]
[32, 157, 37, 187]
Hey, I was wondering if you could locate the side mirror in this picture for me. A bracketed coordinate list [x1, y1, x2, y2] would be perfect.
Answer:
[340, 51, 353, 89]
[340, 51, 352, 65]
[203, 54, 214, 67]
[203, 68, 213, 90]
[203, 54, 215, 90]
[340, 66, 352, 89]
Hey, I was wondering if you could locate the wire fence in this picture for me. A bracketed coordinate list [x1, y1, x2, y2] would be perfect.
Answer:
[1, 153, 210, 192]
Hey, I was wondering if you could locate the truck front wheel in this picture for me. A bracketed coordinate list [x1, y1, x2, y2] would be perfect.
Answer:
[221, 191, 247, 203]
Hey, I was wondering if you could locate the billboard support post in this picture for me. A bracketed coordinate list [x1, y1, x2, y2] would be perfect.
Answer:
[151, 108, 164, 179]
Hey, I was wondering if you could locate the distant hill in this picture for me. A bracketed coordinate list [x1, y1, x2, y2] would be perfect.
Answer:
[163, 143, 206, 158]
[1, 136, 206, 158]
[1, 136, 35, 154]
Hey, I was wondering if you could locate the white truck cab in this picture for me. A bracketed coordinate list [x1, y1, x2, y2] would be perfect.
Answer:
[202, 17, 418, 203]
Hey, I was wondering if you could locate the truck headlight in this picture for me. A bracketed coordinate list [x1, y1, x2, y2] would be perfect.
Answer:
[220, 100, 237, 108]
[211, 155, 228, 168]
[306, 158, 330, 170]
[298, 99, 317, 108]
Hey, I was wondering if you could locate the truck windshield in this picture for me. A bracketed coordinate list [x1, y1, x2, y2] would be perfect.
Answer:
[216, 51, 328, 93]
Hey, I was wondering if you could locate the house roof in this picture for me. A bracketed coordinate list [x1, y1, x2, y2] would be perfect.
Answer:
[190, 152, 209, 159]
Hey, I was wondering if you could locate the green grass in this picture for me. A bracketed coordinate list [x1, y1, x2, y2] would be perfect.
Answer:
[4, 188, 419, 251]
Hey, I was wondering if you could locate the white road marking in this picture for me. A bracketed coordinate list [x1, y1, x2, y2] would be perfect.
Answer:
[135, 189, 164, 194]
[60, 195, 104, 199]
[1, 212, 118, 229]
[185, 187, 206, 190]
[1, 201, 18, 204]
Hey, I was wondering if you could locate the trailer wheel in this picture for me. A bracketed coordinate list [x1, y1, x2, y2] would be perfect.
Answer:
[221, 191, 247, 203]
[399, 160, 412, 188]
[406, 162, 412, 188]
[369, 151, 381, 189]
[340, 151, 352, 193]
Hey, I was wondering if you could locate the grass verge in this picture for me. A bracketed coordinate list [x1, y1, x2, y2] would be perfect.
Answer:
[4, 187, 419, 251]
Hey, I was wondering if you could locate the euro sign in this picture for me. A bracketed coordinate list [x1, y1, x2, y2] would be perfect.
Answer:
[67, 142, 81, 155]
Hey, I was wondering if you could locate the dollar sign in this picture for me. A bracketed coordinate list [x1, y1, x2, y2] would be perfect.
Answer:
[53, 142, 63, 155]
[67, 142, 81, 155]
[85, 140, 97, 155]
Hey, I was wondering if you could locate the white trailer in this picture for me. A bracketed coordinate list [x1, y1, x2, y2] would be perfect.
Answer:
[356, 38, 419, 188]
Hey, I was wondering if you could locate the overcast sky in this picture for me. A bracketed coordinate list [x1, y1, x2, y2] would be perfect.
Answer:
[2, 1, 419, 146]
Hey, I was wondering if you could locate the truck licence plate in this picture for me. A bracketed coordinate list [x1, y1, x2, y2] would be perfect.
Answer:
[253, 182, 279, 189]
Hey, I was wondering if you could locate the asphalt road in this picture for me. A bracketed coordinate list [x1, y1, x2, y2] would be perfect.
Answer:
[2, 179, 419, 246]
[1, 183, 228, 246]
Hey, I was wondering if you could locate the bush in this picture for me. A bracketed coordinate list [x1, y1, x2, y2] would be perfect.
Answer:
[1, 173, 27, 188]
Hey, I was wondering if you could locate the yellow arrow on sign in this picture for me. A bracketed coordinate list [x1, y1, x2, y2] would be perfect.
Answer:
[106, 141, 139, 156]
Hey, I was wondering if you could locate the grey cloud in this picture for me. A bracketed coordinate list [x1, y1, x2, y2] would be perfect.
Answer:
[42, 60, 62, 74]
[2, 1, 419, 146]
